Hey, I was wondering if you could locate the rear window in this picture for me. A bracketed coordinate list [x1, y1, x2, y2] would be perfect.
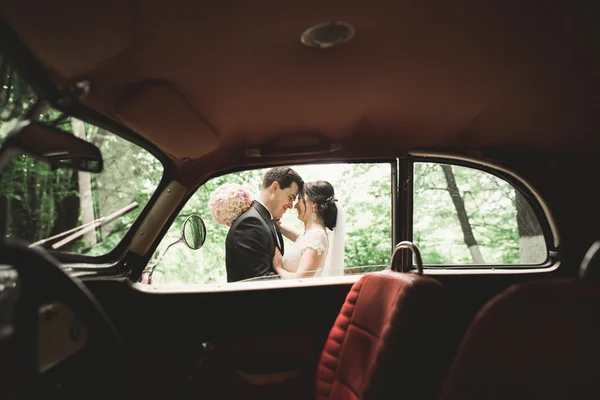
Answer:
[413, 162, 547, 265]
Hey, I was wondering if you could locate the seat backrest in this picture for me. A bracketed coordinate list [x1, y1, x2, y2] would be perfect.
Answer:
[315, 270, 455, 400]
[438, 241, 600, 400]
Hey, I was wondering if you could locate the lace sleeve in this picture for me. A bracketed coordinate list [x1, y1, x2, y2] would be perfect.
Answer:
[302, 229, 328, 256]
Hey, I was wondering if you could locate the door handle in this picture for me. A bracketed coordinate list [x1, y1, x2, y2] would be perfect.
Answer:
[187, 342, 214, 382]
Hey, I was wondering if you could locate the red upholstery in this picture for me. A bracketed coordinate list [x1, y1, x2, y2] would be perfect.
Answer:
[315, 270, 455, 400]
[438, 278, 600, 400]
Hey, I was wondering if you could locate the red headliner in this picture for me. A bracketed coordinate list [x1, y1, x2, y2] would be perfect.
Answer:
[2, 0, 599, 163]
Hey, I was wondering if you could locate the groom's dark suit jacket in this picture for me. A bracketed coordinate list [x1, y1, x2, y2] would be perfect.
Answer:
[225, 201, 284, 282]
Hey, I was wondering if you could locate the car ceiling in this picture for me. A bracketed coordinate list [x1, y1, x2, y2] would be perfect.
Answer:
[1, 0, 599, 164]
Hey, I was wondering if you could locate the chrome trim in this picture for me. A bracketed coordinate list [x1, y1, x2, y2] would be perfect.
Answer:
[128, 263, 560, 294]
[391, 241, 424, 274]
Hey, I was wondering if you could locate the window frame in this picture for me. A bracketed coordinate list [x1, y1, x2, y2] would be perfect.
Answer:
[138, 152, 560, 290]
[143, 159, 398, 284]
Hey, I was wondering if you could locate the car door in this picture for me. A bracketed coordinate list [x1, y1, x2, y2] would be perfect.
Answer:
[82, 155, 567, 400]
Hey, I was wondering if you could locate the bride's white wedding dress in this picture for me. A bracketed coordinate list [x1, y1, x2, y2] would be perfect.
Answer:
[282, 228, 329, 276]
[280, 202, 346, 277]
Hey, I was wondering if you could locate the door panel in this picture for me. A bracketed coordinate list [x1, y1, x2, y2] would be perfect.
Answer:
[90, 281, 350, 399]
[130, 331, 324, 399]
[86, 270, 559, 399]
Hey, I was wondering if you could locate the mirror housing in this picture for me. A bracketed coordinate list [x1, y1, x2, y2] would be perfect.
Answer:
[0, 120, 103, 173]
[182, 215, 207, 250]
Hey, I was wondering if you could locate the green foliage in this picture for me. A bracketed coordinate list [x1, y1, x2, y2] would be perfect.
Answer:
[151, 169, 264, 285]
[0, 155, 78, 241]
[0, 117, 164, 254]
[413, 163, 545, 265]
[0, 56, 164, 254]
[338, 163, 392, 271]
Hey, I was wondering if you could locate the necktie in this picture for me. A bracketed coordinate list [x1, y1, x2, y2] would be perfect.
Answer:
[271, 219, 282, 250]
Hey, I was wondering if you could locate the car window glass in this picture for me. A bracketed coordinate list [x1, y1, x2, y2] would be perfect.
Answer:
[0, 116, 164, 255]
[0, 60, 164, 256]
[413, 162, 547, 265]
[148, 162, 392, 284]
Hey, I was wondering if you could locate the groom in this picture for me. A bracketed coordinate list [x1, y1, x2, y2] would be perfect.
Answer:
[226, 167, 304, 282]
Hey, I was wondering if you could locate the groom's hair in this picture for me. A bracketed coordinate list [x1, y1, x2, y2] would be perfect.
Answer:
[262, 166, 304, 191]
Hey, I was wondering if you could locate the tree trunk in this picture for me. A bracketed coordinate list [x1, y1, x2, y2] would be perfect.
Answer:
[441, 164, 485, 264]
[48, 172, 80, 252]
[515, 190, 545, 263]
[28, 171, 41, 240]
[0, 195, 9, 239]
[71, 119, 97, 247]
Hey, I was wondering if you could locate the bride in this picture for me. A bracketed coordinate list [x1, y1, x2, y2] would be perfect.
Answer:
[272, 180, 346, 278]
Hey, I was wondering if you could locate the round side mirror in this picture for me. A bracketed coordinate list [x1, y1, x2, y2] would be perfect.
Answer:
[182, 215, 206, 250]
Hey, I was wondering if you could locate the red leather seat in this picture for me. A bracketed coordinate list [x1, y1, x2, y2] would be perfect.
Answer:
[438, 242, 600, 400]
[315, 270, 455, 400]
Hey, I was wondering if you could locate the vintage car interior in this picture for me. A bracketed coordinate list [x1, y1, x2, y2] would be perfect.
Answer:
[0, 1, 599, 399]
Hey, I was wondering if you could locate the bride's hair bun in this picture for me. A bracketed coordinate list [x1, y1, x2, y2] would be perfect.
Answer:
[302, 180, 337, 230]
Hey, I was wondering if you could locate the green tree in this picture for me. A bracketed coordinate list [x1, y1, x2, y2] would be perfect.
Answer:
[414, 162, 545, 265]
[441, 164, 484, 264]
[0, 59, 164, 254]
